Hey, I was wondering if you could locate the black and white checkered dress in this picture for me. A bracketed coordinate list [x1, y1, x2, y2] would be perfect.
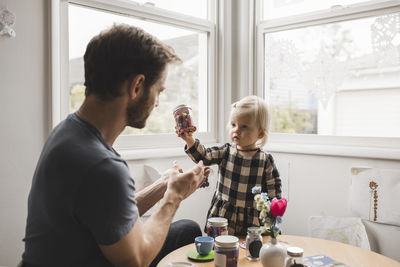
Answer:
[185, 139, 282, 236]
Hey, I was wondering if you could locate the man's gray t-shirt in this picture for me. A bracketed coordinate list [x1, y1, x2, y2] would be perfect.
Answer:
[23, 113, 139, 266]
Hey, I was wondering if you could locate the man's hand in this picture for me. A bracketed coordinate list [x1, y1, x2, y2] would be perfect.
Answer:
[165, 161, 210, 202]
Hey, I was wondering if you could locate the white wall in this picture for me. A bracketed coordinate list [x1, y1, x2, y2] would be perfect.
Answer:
[0, 1, 399, 266]
[0, 0, 48, 266]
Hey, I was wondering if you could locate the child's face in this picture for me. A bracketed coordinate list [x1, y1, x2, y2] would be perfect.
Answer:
[229, 109, 263, 149]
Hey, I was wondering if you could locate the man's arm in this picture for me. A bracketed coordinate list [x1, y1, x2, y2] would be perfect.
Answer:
[99, 161, 209, 267]
[135, 174, 167, 216]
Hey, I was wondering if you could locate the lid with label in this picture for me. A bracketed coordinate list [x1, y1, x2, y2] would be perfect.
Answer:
[287, 246, 304, 257]
[207, 217, 228, 226]
[215, 235, 239, 248]
[247, 226, 262, 234]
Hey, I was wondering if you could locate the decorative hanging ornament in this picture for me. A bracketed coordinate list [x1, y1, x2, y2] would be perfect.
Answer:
[0, 7, 16, 38]
[301, 49, 348, 109]
[265, 37, 303, 90]
[371, 13, 400, 68]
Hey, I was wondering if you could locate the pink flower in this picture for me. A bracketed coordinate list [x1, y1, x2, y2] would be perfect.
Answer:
[270, 198, 287, 218]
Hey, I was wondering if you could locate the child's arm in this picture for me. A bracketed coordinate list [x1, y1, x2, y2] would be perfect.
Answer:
[181, 138, 227, 167]
[179, 132, 196, 149]
[185, 139, 227, 166]
[176, 128, 227, 166]
[264, 154, 282, 199]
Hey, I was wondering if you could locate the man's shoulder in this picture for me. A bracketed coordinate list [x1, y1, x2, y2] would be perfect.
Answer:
[43, 114, 123, 171]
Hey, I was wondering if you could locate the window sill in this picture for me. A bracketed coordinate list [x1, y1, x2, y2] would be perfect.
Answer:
[118, 146, 186, 161]
[118, 137, 400, 161]
[118, 142, 224, 161]
[265, 134, 400, 160]
[266, 142, 400, 160]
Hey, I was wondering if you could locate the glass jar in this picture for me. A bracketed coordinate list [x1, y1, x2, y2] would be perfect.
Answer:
[172, 104, 196, 136]
[245, 227, 263, 261]
[206, 217, 228, 238]
[285, 246, 304, 267]
[214, 235, 239, 267]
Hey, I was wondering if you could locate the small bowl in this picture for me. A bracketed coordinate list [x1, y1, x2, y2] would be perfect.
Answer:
[166, 261, 195, 267]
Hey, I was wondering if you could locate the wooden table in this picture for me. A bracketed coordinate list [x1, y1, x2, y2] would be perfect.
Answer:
[157, 235, 400, 267]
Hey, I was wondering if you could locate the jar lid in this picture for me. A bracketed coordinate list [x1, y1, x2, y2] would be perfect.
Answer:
[173, 104, 191, 113]
[247, 226, 261, 234]
[207, 217, 228, 226]
[215, 235, 238, 247]
[287, 246, 304, 257]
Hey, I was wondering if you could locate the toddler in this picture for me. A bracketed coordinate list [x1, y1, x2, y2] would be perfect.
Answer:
[178, 95, 282, 236]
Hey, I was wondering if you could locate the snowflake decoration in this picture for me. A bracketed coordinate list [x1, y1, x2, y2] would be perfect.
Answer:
[0, 7, 16, 38]
[265, 37, 303, 89]
[371, 13, 400, 68]
[301, 49, 348, 109]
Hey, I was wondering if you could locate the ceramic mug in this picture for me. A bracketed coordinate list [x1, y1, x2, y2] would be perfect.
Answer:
[195, 236, 214, 255]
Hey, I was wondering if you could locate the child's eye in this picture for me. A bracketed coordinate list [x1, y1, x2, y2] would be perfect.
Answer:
[241, 125, 247, 129]
[231, 123, 236, 127]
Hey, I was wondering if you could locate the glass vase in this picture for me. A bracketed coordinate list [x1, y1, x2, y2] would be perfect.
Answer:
[259, 237, 286, 267]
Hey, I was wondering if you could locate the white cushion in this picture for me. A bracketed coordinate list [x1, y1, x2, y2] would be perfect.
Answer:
[308, 216, 371, 250]
[350, 167, 400, 226]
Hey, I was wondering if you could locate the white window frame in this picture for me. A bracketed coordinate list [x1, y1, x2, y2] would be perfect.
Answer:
[255, 0, 400, 160]
[50, 0, 219, 155]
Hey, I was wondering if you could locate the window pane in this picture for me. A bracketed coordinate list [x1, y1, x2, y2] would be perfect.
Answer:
[69, 4, 208, 135]
[264, 12, 400, 137]
[132, 0, 207, 19]
[263, 0, 370, 20]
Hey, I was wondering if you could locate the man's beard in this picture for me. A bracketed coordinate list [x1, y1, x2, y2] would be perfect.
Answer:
[126, 89, 152, 129]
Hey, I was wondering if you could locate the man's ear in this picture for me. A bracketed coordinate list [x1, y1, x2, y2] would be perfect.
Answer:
[128, 74, 145, 100]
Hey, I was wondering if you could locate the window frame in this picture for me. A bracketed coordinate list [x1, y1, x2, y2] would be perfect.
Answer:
[255, 0, 400, 160]
[50, 0, 218, 152]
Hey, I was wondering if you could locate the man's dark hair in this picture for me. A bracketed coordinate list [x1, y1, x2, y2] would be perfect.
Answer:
[83, 24, 181, 100]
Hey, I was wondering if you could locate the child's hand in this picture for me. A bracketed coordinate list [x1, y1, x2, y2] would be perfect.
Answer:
[200, 166, 211, 188]
[175, 127, 195, 146]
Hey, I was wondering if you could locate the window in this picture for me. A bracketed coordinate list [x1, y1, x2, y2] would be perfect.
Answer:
[256, 0, 400, 158]
[52, 0, 217, 151]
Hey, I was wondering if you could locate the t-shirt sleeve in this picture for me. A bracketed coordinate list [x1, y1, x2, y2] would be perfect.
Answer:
[75, 157, 139, 245]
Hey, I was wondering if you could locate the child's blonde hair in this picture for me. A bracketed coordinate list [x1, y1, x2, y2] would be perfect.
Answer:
[230, 95, 270, 148]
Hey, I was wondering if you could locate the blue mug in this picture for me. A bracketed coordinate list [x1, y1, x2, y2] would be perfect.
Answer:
[195, 236, 214, 255]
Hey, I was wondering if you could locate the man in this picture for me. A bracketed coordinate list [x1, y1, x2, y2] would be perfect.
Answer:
[22, 24, 209, 266]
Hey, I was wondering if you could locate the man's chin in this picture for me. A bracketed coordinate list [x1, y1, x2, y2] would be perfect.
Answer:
[129, 120, 146, 129]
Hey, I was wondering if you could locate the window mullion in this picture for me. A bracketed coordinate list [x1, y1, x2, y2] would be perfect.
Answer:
[51, 0, 62, 129]
[51, 0, 70, 128]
